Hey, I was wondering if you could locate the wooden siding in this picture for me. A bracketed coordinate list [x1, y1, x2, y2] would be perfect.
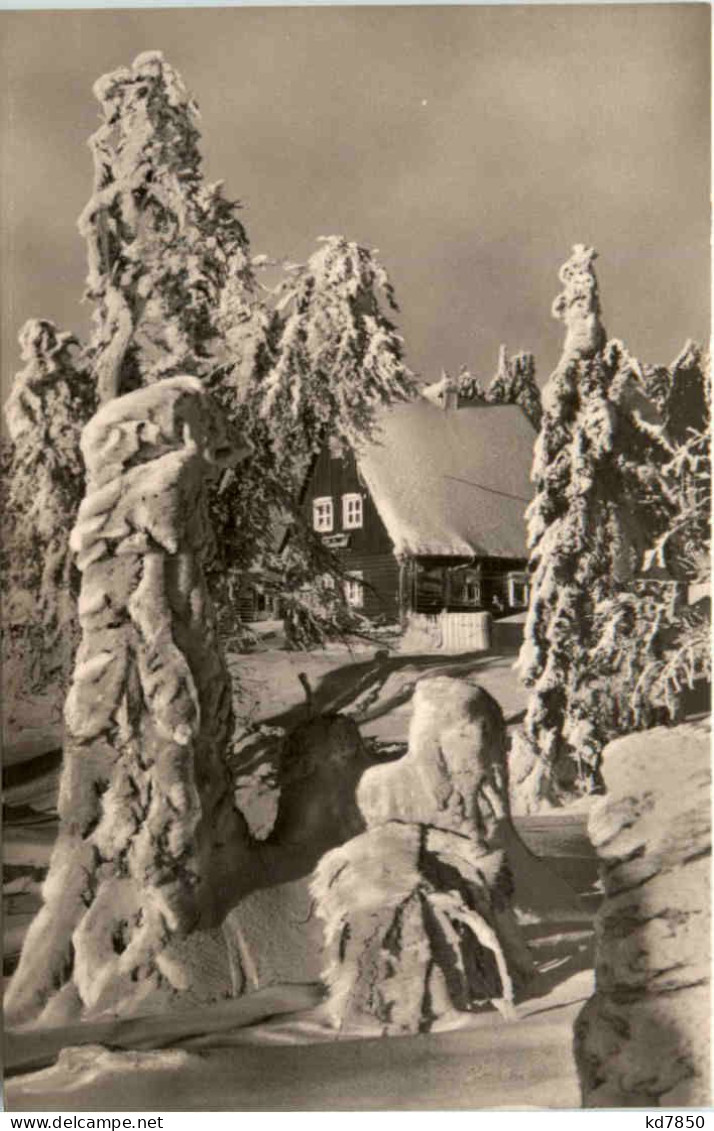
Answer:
[237, 585, 279, 623]
[302, 446, 394, 556]
[339, 549, 401, 620]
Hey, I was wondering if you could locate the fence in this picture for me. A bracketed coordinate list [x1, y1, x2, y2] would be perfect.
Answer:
[401, 610, 492, 654]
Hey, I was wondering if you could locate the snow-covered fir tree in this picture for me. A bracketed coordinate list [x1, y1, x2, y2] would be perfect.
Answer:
[259, 235, 416, 464]
[70, 54, 417, 648]
[2, 320, 95, 686]
[591, 344, 710, 728]
[516, 245, 673, 798]
[79, 50, 258, 401]
[485, 345, 541, 429]
[454, 348, 540, 428]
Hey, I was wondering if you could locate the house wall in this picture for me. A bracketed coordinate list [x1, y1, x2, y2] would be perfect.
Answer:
[302, 446, 401, 620]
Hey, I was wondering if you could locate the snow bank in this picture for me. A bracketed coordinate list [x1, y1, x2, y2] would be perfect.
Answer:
[6, 973, 592, 1111]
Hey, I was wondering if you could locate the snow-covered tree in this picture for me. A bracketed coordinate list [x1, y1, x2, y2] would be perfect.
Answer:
[79, 50, 258, 402]
[454, 348, 541, 428]
[2, 320, 95, 688]
[644, 343, 710, 576]
[3, 51, 262, 694]
[516, 245, 672, 797]
[485, 345, 541, 429]
[591, 346, 710, 729]
[259, 235, 416, 465]
[455, 364, 485, 402]
[4, 49, 414, 1024]
[644, 340, 709, 445]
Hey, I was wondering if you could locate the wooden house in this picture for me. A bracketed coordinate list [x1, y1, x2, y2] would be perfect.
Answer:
[300, 392, 536, 623]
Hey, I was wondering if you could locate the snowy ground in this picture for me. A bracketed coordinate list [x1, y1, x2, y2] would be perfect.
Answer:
[6, 969, 593, 1110]
[3, 633, 599, 1111]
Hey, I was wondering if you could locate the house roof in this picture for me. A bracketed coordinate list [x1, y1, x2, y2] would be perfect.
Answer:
[355, 398, 535, 559]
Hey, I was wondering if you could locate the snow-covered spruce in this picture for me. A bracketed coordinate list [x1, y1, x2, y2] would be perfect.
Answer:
[574, 721, 711, 1107]
[259, 235, 416, 463]
[590, 345, 710, 729]
[69, 53, 416, 648]
[5, 379, 377, 1024]
[79, 51, 260, 402]
[214, 235, 417, 647]
[450, 345, 540, 428]
[2, 319, 95, 691]
[485, 345, 541, 430]
[515, 245, 679, 799]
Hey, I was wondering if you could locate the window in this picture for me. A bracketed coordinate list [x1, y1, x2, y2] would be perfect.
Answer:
[342, 493, 363, 530]
[344, 570, 364, 608]
[507, 573, 530, 608]
[451, 566, 482, 607]
[313, 496, 334, 533]
[464, 579, 482, 605]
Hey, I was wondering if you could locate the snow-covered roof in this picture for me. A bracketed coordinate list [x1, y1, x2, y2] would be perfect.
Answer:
[356, 398, 535, 559]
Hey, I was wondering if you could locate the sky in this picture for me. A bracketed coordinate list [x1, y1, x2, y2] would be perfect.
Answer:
[0, 4, 710, 406]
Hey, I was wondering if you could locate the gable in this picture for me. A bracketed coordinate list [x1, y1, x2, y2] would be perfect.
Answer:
[301, 444, 394, 555]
